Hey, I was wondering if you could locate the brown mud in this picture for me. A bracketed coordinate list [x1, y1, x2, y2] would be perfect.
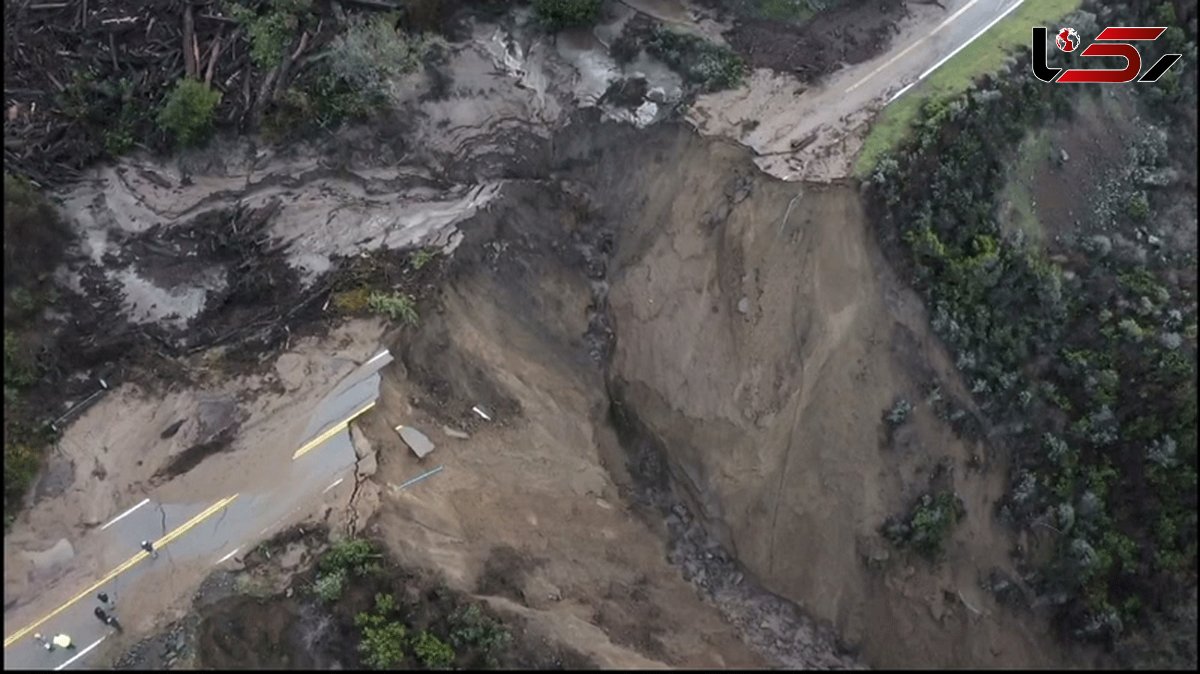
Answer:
[5, 2, 1112, 670]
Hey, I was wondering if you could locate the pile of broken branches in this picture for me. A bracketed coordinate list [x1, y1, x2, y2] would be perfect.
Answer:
[2, 0, 374, 186]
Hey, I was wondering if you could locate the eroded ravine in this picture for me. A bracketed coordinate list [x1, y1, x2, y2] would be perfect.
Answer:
[371, 117, 1086, 668]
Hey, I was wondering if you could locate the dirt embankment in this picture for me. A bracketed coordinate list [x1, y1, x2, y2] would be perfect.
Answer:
[583, 122, 1080, 667]
[88, 114, 1103, 670]
[353, 116, 1100, 668]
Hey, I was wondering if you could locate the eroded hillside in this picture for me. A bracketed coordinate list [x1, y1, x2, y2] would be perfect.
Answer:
[4, 0, 1196, 670]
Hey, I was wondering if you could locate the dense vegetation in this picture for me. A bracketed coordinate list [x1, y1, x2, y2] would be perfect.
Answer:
[644, 27, 746, 93]
[866, 0, 1197, 650]
[3, 175, 71, 524]
[532, 0, 603, 31]
[310, 539, 521, 670]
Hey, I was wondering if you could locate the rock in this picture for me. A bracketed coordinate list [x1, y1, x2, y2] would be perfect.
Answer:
[928, 597, 945, 622]
[633, 101, 658, 127]
[349, 425, 374, 461]
[442, 426, 470, 440]
[356, 450, 378, 479]
[273, 352, 309, 388]
[396, 425, 435, 458]
[737, 297, 751, 314]
[646, 86, 668, 104]
[160, 419, 186, 439]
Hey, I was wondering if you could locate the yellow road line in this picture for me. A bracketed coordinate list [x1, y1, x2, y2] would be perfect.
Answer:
[3, 494, 239, 649]
[291, 401, 376, 461]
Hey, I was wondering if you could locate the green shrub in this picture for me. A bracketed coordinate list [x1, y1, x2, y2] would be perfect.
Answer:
[533, 0, 602, 31]
[356, 593, 407, 669]
[883, 491, 966, 560]
[449, 604, 512, 665]
[327, 15, 436, 96]
[331, 287, 372, 314]
[645, 27, 746, 92]
[411, 249, 436, 271]
[1126, 192, 1151, 222]
[227, 0, 313, 69]
[412, 631, 455, 669]
[312, 568, 346, 603]
[157, 79, 222, 147]
[885, 398, 913, 426]
[367, 291, 419, 326]
[320, 538, 381, 577]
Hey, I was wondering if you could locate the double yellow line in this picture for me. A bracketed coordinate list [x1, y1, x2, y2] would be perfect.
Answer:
[291, 401, 376, 461]
[3, 494, 239, 649]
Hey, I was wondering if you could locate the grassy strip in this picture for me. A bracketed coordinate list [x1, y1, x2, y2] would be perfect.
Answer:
[854, 0, 1082, 177]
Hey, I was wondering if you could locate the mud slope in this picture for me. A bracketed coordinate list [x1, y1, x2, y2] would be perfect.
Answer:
[356, 179, 772, 668]
[576, 122, 1092, 667]
[361, 117, 1093, 668]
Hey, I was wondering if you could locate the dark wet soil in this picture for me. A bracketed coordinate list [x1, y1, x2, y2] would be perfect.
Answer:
[154, 426, 239, 482]
[698, 0, 908, 79]
[475, 544, 542, 605]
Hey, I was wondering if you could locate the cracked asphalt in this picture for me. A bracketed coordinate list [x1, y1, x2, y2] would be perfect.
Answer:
[2, 351, 393, 670]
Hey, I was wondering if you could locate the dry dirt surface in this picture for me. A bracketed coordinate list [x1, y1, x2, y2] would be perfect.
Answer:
[343, 119, 1102, 668]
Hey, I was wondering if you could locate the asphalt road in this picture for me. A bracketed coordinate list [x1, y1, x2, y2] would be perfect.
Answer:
[688, 0, 1028, 180]
[2, 351, 393, 670]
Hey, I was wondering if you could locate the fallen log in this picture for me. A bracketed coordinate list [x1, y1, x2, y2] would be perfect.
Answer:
[204, 30, 223, 85]
[183, 2, 197, 78]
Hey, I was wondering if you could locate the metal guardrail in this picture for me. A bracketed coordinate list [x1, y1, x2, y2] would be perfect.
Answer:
[49, 379, 109, 432]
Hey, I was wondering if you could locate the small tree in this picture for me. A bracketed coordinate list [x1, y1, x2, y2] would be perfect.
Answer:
[885, 398, 913, 426]
[356, 593, 407, 669]
[312, 568, 346, 602]
[157, 79, 222, 147]
[327, 15, 435, 97]
[412, 631, 455, 669]
[367, 291, 419, 326]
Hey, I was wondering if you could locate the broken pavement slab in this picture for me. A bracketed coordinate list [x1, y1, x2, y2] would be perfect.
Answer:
[442, 425, 470, 440]
[395, 425, 436, 459]
[350, 425, 378, 478]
